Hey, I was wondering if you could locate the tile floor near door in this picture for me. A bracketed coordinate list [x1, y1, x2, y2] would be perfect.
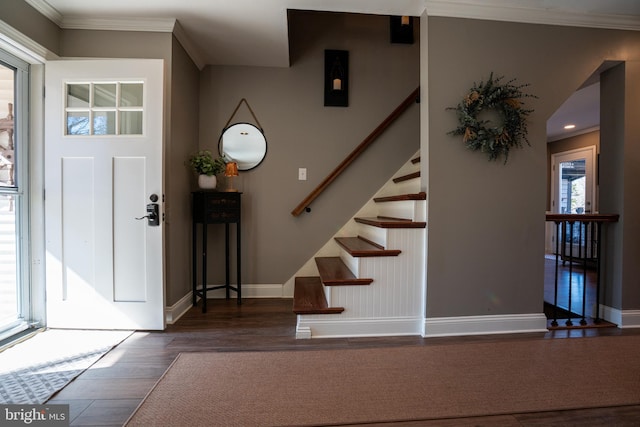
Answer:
[46, 298, 640, 426]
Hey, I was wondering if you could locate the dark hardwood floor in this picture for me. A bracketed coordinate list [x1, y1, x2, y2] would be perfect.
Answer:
[46, 297, 640, 426]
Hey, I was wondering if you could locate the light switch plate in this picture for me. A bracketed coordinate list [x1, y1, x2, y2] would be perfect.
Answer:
[298, 168, 307, 181]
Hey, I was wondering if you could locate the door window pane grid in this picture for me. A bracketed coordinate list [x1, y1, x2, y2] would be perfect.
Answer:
[65, 82, 144, 136]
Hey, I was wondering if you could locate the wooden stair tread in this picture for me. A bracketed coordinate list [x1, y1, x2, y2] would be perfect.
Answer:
[335, 236, 401, 257]
[315, 257, 373, 285]
[374, 192, 426, 203]
[393, 171, 420, 183]
[354, 216, 426, 229]
[293, 277, 344, 314]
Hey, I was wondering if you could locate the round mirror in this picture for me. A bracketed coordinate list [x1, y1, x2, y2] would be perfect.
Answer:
[218, 123, 267, 171]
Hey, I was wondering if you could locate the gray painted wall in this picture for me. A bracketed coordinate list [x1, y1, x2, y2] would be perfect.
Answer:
[426, 16, 640, 319]
[600, 64, 625, 309]
[198, 11, 420, 292]
[600, 61, 640, 311]
[167, 37, 200, 306]
[61, 29, 171, 60]
[621, 61, 640, 310]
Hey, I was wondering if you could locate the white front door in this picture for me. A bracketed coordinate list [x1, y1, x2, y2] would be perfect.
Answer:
[44, 59, 165, 330]
[549, 145, 597, 255]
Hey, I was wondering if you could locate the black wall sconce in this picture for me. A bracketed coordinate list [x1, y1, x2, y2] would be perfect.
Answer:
[324, 49, 348, 107]
[390, 16, 414, 44]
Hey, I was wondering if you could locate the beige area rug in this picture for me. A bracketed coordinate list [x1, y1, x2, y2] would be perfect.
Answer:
[126, 335, 640, 426]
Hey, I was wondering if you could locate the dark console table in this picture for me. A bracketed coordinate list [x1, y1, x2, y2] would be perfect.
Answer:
[192, 191, 242, 312]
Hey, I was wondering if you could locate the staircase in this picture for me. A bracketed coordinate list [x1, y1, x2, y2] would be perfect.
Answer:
[293, 154, 426, 339]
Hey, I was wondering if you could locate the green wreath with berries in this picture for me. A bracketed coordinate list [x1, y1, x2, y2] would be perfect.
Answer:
[447, 73, 536, 163]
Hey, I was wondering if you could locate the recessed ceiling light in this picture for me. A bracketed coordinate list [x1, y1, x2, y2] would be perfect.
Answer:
[564, 124, 576, 130]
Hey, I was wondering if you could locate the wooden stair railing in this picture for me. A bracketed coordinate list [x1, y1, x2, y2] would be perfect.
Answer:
[291, 87, 420, 217]
[545, 213, 619, 328]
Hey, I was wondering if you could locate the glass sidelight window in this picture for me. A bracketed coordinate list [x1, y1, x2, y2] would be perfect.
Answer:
[65, 82, 144, 136]
[0, 49, 29, 341]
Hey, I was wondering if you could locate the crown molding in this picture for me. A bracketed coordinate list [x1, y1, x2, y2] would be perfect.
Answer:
[25, 1, 177, 33]
[24, 0, 63, 26]
[61, 16, 176, 32]
[0, 20, 57, 63]
[172, 20, 206, 70]
[61, 16, 207, 69]
[23, 1, 206, 70]
[425, 0, 640, 31]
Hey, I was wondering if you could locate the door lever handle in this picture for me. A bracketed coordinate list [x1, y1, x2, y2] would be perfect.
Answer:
[136, 203, 160, 226]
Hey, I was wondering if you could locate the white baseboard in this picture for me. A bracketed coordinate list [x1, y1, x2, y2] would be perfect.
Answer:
[423, 313, 548, 337]
[296, 316, 423, 339]
[165, 284, 286, 325]
[168, 296, 640, 336]
[296, 325, 312, 339]
[599, 305, 640, 328]
[621, 310, 640, 328]
[599, 304, 621, 326]
[165, 293, 193, 325]
[204, 283, 284, 299]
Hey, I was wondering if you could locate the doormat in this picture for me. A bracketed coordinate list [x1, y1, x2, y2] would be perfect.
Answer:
[0, 329, 131, 404]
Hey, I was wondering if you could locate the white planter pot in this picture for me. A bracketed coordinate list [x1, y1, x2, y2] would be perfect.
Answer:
[198, 174, 217, 189]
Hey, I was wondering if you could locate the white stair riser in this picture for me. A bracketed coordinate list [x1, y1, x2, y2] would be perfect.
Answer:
[339, 247, 359, 277]
[376, 199, 423, 221]
[377, 179, 419, 197]
[330, 230, 424, 319]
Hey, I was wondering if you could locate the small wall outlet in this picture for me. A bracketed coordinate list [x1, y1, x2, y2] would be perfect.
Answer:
[298, 168, 307, 181]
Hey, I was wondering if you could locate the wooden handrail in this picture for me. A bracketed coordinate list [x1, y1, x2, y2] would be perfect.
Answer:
[545, 213, 619, 223]
[291, 87, 420, 216]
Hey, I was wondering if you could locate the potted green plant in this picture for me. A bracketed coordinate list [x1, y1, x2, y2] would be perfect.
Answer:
[188, 150, 226, 189]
